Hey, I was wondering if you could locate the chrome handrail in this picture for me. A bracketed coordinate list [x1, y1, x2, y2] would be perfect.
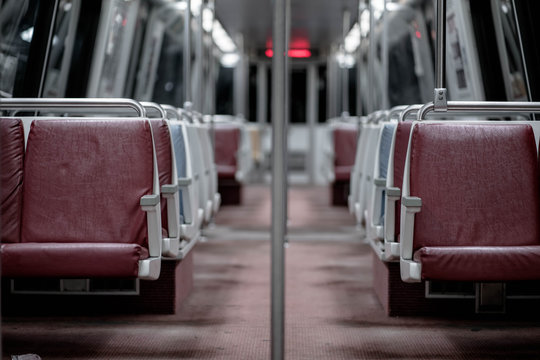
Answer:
[0, 98, 146, 117]
[418, 101, 540, 120]
[141, 101, 166, 119]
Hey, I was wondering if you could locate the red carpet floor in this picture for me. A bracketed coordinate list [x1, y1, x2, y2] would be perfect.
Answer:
[3, 185, 540, 359]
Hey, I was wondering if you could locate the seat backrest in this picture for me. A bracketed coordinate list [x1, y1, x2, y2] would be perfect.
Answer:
[1, 118, 25, 243]
[391, 121, 413, 240]
[377, 123, 396, 180]
[333, 124, 358, 168]
[214, 123, 241, 168]
[149, 119, 173, 235]
[21, 119, 155, 247]
[408, 123, 540, 250]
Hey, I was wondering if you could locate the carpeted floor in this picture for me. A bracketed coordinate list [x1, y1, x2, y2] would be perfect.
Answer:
[3, 185, 540, 359]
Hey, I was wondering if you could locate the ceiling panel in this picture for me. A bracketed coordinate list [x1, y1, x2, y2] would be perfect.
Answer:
[215, 0, 358, 57]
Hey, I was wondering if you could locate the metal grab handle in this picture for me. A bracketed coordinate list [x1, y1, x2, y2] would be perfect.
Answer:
[399, 104, 423, 122]
[388, 105, 409, 121]
[161, 104, 180, 120]
[0, 98, 146, 117]
[418, 101, 540, 120]
[141, 101, 166, 119]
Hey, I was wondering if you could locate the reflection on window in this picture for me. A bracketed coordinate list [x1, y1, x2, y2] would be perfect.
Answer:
[0, 0, 35, 97]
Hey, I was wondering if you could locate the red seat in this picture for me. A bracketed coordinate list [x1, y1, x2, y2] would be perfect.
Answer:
[333, 126, 357, 181]
[2, 119, 161, 279]
[401, 123, 540, 282]
[0, 118, 24, 244]
[214, 124, 241, 179]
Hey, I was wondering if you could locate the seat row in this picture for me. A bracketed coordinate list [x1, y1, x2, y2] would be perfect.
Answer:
[0, 100, 230, 282]
[349, 104, 540, 284]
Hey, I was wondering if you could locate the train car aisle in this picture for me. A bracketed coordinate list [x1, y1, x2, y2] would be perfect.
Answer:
[3, 185, 540, 359]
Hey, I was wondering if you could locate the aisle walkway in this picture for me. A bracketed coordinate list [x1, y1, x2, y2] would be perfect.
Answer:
[3, 186, 540, 359]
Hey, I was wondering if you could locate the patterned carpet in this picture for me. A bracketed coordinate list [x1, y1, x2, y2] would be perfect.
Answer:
[3, 185, 540, 359]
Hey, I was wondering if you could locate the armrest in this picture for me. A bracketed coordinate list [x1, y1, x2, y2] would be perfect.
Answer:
[178, 177, 192, 187]
[139, 194, 162, 280]
[383, 186, 401, 244]
[400, 196, 422, 283]
[160, 184, 180, 257]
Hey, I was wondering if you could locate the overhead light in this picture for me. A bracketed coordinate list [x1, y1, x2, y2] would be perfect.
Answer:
[191, 0, 202, 16]
[212, 20, 237, 53]
[344, 22, 360, 53]
[220, 53, 240, 67]
[203, 7, 214, 32]
[337, 50, 355, 69]
[360, 9, 370, 38]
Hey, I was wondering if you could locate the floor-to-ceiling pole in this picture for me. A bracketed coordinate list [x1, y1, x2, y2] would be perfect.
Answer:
[184, 0, 192, 105]
[271, 0, 287, 358]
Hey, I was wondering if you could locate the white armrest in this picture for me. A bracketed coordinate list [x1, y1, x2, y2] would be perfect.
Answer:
[371, 178, 386, 227]
[160, 184, 180, 258]
[139, 194, 162, 280]
[383, 186, 401, 261]
[399, 195, 422, 282]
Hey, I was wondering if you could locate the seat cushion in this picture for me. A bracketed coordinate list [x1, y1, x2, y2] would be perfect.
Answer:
[1, 242, 149, 278]
[415, 246, 540, 282]
[1, 118, 24, 243]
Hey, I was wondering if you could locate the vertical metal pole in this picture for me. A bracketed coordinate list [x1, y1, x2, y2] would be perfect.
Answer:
[381, 0, 389, 110]
[367, 0, 375, 113]
[434, 0, 447, 111]
[257, 63, 268, 125]
[342, 10, 350, 114]
[307, 64, 318, 184]
[356, 1, 364, 116]
[196, 3, 204, 111]
[271, 0, 287, 358]
[511, 0, 533, 103]
[436, 0, 446, 90]
[184, 0, 192, 104]
[38, 0, 59, 98]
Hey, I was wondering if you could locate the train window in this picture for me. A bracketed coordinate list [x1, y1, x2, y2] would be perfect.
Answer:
[42, 0, 81, 98]
[491, 0, 528, 101]
[134, 5, 185, 106]
[216, 65, 234, 115]
[87, 0, 140, 98]
[290, 67, 306, 123]
[0, 0, 40, 97]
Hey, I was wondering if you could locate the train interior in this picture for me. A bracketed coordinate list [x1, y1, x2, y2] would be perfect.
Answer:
[2, 0, 540, 358]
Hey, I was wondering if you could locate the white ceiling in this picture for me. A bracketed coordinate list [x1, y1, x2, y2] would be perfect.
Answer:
[214, 0, 359, 57]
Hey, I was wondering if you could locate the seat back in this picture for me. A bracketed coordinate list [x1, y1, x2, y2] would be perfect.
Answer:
[168, 121, 199, 231]
[408, 123, 540, 251]
[1, 118, 25, 243]
[372, 122, 396, 225]
[149, 119, 173, 236]
[389, 121, 413, 240]
[349, 121, 368, 212]
[356, 124, 381, 223]
[214, 123, 241, 178]
[333, 124, 358, 179]
[21, 119, 155, 247]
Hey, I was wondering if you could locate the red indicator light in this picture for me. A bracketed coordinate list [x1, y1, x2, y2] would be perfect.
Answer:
[416, 30, 422, 39]
[265, 49, 311, 58]
[288, 49, 311, 58]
